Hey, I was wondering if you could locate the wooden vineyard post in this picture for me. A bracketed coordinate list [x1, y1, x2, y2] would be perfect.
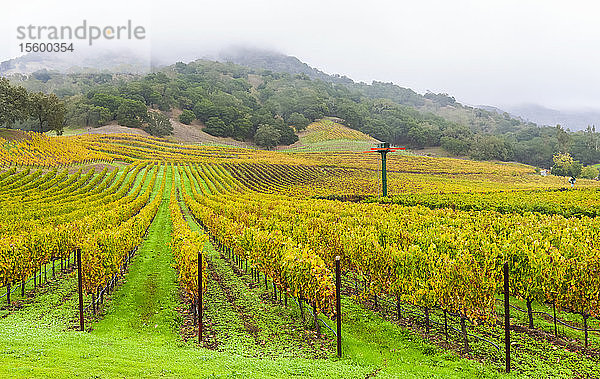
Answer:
[503, 262, 510, 373]
[198, 251, 203, 344]
[583, 314, 589, 351]
[335, 255, 342, 358]
[553, 301, 558, 337]
[313, 302, 320, 337]
[77, 249, 84, 332]
[444, 310, 449, 342]
[6, 282, 10, 306]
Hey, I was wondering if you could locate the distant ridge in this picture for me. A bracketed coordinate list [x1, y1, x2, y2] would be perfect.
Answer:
[505, 104, 600, 131]
[0, 50, 152, 76]
[218, 47, 354, 85]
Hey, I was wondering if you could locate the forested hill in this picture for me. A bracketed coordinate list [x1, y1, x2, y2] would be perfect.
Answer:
[3, 52, 600, 168]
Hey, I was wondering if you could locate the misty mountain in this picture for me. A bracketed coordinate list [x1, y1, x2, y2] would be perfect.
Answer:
[476, 105, 514, 117]
[218, 47, 354, 85]
[0, 50, 152, 76]
[505, 104, 600, 131]
[215, 48, 539, 132]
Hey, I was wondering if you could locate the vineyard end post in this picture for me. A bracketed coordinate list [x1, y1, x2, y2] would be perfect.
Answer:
[583, 314, 589, 351]
[335, 255, 342, 358]
[198, 251, 203, 344]
[503, 262, 510, 373]
[553, 301, 558, 337]
[77, 248, 84, 332]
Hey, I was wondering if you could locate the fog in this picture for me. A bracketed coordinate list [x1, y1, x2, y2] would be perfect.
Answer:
[2, 0, 600, 111]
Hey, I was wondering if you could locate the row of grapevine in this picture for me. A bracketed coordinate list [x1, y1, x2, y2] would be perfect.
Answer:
[0, 163, 143, 236]
[0, 162, 155, 288]
[169, 165, 207, 303]
[183, 165, 600, 324]
[180, 165, 336, 314]
[81, 165, 166, 292]
[368, 188, 600, 218]
[0, 131, 110, 166]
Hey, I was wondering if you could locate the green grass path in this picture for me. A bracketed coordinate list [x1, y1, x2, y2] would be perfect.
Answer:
[92, 166, 180, 343]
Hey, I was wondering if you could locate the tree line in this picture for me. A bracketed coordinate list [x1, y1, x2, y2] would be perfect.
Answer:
[3, 59, 600, 166]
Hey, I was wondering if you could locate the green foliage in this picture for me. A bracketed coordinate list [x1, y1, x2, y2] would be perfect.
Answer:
[145, 112, 173, 137]
[0, 78, 65, 134]
[556, 125, 571, 153]
[440, 136, 470, 155]
[28, 92, 66, 134]
[581, 165, 598, 179]
[551, 153, 583, 177]
[287, 112, 310, 131]
[469, 135, 513, 161]
[193, 98, 218, 122]
[116, 99, 148, 128]
[178, 109, 195, 125]
[232, 116, 252, 140]
[0, 78, 30, 126]
[254, 124, 281, 149]
[91, 93, 122, 114]
[204, 117, 230, 137]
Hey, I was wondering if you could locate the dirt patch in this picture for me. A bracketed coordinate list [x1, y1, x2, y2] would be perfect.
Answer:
[247, 74, 263, 89]
[167, 116, 257, 148]
[79, 124, 150, 136]
[0, 129, 32, 141]
[66, 162, 117, 175]
[177, 286, 220, 349]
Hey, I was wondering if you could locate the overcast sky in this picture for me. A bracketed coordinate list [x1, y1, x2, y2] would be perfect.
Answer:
[2, 0, 600, 111]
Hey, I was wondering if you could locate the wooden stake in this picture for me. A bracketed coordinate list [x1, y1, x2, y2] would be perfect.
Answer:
[504, 262, 510, 373]
[313, 302, 320, 337]
[335, 256, 342, 358]
[444, 310, 448, 341]
[198, 251, 203, 343]
[553, 301, 558, 337]
[584, 314, 589, 351]
[77, 249, 84, 331]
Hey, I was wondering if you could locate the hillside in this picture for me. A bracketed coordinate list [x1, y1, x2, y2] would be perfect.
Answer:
[282, 118, 377, 152]
[3, 51, 600, 167]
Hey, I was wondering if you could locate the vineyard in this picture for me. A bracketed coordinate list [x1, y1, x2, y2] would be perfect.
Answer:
[1, 131, 600, 377]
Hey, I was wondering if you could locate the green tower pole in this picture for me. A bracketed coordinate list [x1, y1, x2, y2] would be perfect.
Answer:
[381, 150, 387, 197]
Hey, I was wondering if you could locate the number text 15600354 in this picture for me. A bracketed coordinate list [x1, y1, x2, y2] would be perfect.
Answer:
[19, 43, 74, 53]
